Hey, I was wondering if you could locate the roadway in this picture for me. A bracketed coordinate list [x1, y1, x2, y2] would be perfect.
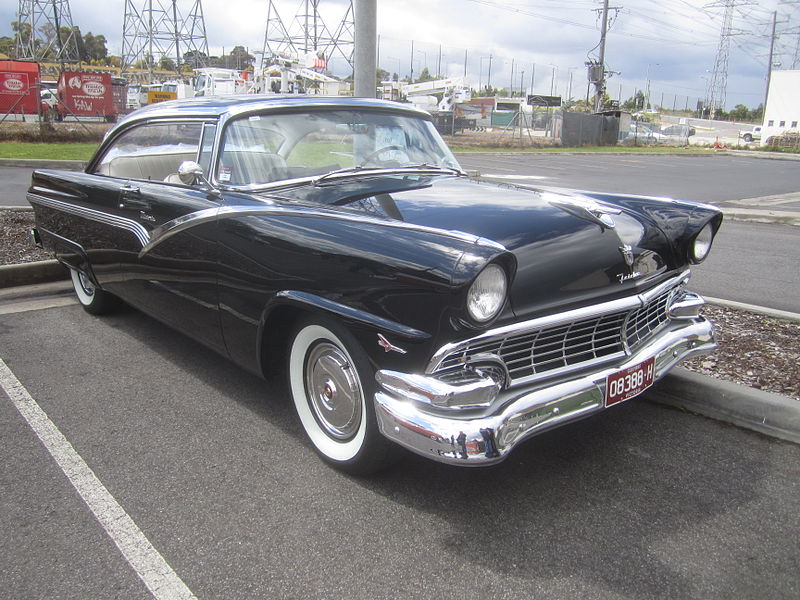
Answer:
[1, 304, 798, 599]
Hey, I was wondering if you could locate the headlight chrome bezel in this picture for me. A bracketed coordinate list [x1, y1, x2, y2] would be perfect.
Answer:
[466, 263, 508, 324]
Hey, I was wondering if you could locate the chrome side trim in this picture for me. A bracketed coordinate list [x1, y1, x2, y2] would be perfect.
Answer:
[139, 203, 506, 258]
[139, 206, 222, 257]
[426, 270, 691, 375]
[28, 193, 151, 248]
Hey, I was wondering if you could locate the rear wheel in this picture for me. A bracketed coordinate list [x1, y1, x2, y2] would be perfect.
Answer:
[69, 267, 117, 315]
[288, 317, 395, 474]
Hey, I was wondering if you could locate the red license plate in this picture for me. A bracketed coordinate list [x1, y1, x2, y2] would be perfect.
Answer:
[605, 357, 655, 407]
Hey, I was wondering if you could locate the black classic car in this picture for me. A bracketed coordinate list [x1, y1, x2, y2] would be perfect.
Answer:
[29, 95, 722, 473]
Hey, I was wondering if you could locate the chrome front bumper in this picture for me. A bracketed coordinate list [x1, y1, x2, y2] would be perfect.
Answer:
[374, 315, 716, 465]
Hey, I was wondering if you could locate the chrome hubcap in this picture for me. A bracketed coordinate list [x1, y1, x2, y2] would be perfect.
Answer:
[305, 342, 362, 440]
[77, 271, 95, 296]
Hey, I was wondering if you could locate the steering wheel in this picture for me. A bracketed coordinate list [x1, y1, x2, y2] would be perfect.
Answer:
[359, 145, 409, 166]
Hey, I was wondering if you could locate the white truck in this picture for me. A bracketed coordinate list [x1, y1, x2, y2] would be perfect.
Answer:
[739, 125, 762, 143]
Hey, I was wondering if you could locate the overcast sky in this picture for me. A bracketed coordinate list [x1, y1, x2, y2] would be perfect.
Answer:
[2, 0, 798, 110]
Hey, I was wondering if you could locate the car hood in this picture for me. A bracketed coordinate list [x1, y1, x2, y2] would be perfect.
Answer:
[268, 175, 711, 318]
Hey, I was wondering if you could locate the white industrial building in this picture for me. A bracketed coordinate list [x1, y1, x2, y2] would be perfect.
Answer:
[761, 70, 800, 143]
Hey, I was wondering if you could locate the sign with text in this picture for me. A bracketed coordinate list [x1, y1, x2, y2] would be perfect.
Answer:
[0, 60, 40, 114]
[58, 71, 115, 117]
[527, 95, 562, 107]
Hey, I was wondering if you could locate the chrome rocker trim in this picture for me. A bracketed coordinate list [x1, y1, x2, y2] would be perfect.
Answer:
[375, 314, 716, 466]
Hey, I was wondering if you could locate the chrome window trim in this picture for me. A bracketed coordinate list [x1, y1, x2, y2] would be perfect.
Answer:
[426, 270, 691, 378]
[88, 117, 219, 176]
[28, 193, 151, 248]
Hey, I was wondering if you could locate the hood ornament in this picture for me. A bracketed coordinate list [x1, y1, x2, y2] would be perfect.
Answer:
[547, 194, 621, 230]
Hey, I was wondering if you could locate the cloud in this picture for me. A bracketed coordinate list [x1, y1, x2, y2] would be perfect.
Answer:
[0, 0, 791, 109]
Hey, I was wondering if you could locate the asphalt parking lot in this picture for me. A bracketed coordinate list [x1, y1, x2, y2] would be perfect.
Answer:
[2, 302, 799, 599]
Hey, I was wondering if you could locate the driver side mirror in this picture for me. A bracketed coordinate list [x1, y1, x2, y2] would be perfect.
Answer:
[177, 160, 204, 185]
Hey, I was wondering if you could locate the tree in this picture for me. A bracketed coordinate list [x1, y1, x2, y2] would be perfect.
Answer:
[183, 50, 208, 68]
[622, 91, 646, 111]
[376, 67, 390, 86]
[159, 55, 176, 71]
[11, 21, 32, 52]
[213, 46, 254, 70]
[0, 36, 14, 58]
[415, 67, 434, 83]
[82, 32, 108, 62]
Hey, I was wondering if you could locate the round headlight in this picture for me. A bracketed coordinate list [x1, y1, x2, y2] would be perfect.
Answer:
[691, 223, 714, 263]
[467, 264, 507, 323]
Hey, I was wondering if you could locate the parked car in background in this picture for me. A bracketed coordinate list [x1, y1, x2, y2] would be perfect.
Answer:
[739, 126, 762, 143]
[28, 96, 722, 473]
[661, 124, 696, 138]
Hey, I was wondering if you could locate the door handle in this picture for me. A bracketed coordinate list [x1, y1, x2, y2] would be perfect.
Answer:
[118, 185, 151, 210]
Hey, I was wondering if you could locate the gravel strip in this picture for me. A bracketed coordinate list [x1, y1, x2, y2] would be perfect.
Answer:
[683, 304, 799, 400]
[3, 209, 797, 400]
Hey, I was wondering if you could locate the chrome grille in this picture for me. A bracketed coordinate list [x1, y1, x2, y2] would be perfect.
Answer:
[624, 287, 675, 347]
[432, 283, 680, 388]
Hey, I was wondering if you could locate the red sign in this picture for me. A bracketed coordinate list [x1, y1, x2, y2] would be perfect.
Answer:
[0, 60, 40, 114]
[58, 71, 116, 118]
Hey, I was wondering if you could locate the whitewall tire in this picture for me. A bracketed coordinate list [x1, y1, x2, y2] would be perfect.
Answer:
[69, 267, 116, 315]
[288, 317, 394, 474]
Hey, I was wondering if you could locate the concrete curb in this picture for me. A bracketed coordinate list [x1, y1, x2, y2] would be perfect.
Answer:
[721, 208, 800, 227]
[647, 368, 800, 445]
[0, 158, 84, 170]
[705, 297, 800, 323]
[0, 260, 68, 288]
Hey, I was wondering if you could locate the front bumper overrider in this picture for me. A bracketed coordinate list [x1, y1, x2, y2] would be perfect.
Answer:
[374, 311, 716, 465]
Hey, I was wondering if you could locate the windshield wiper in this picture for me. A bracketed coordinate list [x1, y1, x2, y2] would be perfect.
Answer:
[405, 163, 466, 176]
[312, 163, 465, 187]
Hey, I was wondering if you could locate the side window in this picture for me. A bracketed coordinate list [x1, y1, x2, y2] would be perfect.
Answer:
[93, 122, 205, 182]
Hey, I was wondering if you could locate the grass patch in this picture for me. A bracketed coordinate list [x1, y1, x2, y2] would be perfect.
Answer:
[0, 142, 96, 161]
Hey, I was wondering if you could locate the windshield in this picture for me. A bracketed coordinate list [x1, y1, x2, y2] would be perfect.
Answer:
[217, 109, 461, 186]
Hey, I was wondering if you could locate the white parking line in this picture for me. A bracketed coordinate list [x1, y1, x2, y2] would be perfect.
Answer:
[480, 174, 548, 180]
[0, 358, 197, 600]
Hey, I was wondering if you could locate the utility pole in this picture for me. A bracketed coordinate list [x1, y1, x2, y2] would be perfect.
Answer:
[353, 0, 376, 98]
[765, 11, 777, 111]
[410, 40, 414, 82]
[595, 0, 610, 112]
[587, 0, 619, 112]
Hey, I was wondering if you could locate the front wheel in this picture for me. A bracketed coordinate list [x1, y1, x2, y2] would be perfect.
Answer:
[743, 134, 753, 142]
[69, 267, 117, 315]
[288, 317, 395, 474]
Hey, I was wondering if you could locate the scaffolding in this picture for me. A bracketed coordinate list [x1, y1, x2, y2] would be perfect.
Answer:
[121, 0, 210, 75]
[260, 0, 354, 72]
[14, 0, 81, 62]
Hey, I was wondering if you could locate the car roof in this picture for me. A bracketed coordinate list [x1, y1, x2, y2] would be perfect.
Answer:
[115, 94, 431, 128]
